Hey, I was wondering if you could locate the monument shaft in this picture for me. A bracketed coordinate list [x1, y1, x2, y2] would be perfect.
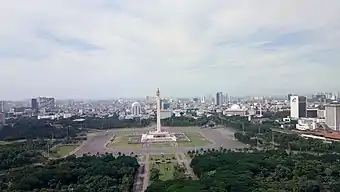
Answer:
[156, 88, 161, 132]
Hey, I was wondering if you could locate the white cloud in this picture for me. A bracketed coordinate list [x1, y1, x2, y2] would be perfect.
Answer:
[0, 0, 340, 99]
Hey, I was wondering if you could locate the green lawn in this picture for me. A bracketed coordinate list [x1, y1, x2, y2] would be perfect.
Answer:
[150, 142, 176, 148]
[107, 133, 141, 149]
[177, 132, 212, 147]
[150, 162, 176, 181]
[149, 154, 176, 161]
[51, 145, 78, 158]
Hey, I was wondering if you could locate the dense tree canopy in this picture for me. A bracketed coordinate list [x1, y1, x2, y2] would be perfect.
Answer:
[0, 154, 139, 192]
[0, 116, 151, 141]
[0, 118, 80, 141]
[147, 150, 340, 192]
[0, 141, 46, 171]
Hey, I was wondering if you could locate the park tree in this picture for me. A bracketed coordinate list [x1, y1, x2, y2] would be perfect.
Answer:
[150, 168, 161, 181]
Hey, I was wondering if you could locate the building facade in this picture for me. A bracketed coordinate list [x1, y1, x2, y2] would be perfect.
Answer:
[215, 92, 223, 106]
[31, 98, 39, 111]
[38, 97, 55, 111]
[131, 102, 142, 116]
[290, 96, 307, 119]
[325, 103, 340, 131]
[0, 112, 5, 127]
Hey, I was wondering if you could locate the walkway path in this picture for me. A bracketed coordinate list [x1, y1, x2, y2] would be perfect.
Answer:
[142, 154, 150, 192]
[132, 155, 147, 192]
[175, 153, 197, 180]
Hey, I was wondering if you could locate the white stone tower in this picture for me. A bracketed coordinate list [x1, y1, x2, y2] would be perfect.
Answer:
[156, 88, 161, 132]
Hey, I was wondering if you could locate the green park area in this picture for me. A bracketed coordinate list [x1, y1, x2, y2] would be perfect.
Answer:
[50, 144, 79, 158]
[177, 132, 212, 147]
[149, 154, 178, 181]
[148, 132, 212, 148]
[107, 132, 141, 149]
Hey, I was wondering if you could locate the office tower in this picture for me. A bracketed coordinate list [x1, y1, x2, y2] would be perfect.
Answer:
[31, 98, 39, 111]
[131, 102, 142, 116]
[215, 92, 223, 106]
[0, 101, 4, 113]
[325, 103, 340, 131]
[224, 93, 229, 104]
[0, 112, 4, 127]
[200, 96, 205, 104]
[287, 93, 292, 101]
[290, 95, 307, 119]
[38, 97, 55, 111]
[162, 102, 170, 110]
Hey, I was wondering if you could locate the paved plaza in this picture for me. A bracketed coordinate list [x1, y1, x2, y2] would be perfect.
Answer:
[74, 126, 246, 156]
[73, 126, 246, 192]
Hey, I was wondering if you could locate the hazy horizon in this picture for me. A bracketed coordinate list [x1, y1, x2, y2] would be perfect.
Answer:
[1, 1, 340, 100]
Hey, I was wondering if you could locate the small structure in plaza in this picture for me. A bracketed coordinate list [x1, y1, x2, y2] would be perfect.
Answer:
[140, 88, 178, 143]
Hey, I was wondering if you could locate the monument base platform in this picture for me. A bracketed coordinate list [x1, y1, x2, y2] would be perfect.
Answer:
[141, 131, 177, 143]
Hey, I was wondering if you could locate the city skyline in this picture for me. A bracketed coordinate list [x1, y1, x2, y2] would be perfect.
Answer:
[1, 1, 340, 100]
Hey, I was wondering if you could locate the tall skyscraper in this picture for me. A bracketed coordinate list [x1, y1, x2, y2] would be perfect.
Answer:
[287, 93, 292, 101]
[31, 98, 39, 111]
[325, 103, 340, 131]
[0, 101, 4, 113]
[200, 96, 205, 104]
[38, 97, 55, 111]
[215, 92, 223, 106]
[0, 101, 4, 127]
[224, 93, 229, 104]
[290, 95, 307, 119]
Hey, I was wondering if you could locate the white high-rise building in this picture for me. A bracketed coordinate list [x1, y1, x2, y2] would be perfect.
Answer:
[131, 102, 142, 116]
[200, 96, 205, 104]
[290, 96, 307, 119]
[325, 103, 340, 131]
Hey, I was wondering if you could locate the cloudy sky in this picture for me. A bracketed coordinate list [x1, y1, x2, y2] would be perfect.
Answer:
[1, 0, 340, 99]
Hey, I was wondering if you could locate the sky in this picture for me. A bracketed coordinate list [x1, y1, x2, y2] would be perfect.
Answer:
[1, 0, 340, 100]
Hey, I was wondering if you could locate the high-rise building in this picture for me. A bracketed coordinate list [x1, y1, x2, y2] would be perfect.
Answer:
[215, 92, 223, 106]
[287, 93, 292, 101]
[224, 93, 229, 104]
[162, 102, 170, 110]
[290, 95, 307, 119]
[0, 112, 5, 127]
[38, 97, 55, 111]
[31, 98, 39, 111]
[0, 101, 4, 113]
[200, 96, 205, 104]
[325, 103, 340, 131]
[131, 102, 142, 116]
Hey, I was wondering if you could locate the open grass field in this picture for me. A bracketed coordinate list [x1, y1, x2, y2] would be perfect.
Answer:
[177, 132, 212, 147]
[150, 162, 176, 181]
[149, 154, 178, 181]
[150, 142, 176, 148]
[147, 131, 212, 148]
[149, 154, 176, 161]
[51, 144, 79, 158]
[107, 133, 142, 149]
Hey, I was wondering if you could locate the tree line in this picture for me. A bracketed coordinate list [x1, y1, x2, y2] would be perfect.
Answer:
[0, 116, 152, 141]
[0, 154, 139, 192]
[147, 150, 340, 192]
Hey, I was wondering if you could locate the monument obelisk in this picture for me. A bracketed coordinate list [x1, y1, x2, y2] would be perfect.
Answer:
[156, 88, 161, 133]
